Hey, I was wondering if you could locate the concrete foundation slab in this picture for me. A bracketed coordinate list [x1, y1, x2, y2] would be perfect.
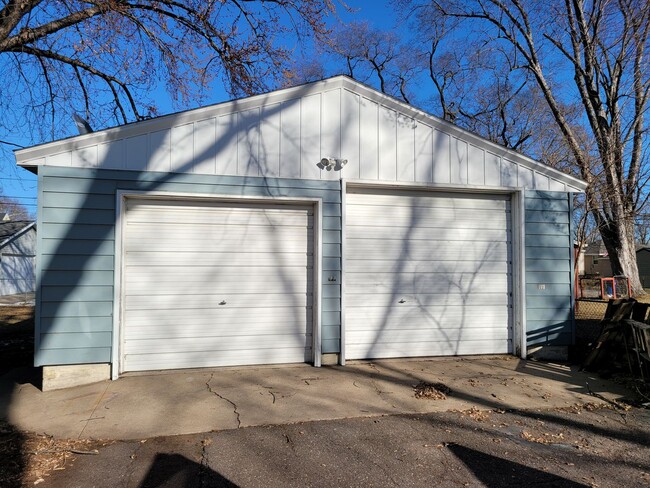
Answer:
[42, 364, 111, 391]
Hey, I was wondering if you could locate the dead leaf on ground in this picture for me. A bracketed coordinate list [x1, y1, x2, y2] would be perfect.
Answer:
[521, 430, 566, 445]
[0, 421, 111, 486]
[413, 382, 451, 400]
[455, 407, 491, 422]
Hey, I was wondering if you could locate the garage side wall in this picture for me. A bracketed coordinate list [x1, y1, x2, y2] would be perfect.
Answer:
[524, 190, 574, 355]
[35, 165, 341, 366]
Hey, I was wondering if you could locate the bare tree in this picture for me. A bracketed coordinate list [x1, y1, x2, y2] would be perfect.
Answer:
[321, 21, 417, 102]
[0, 196, 33, 221]
[396, 0, 650, 294]
[0, 0, 337, 145]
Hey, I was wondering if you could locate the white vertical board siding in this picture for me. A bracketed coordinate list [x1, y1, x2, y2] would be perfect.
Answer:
[238, 108, 261, 176]
[301, 94, 322, 180]
[378, 106, 397, 181]
[20, 78, 585, 192]
[345, 188, 513, 359]
[341, 90, 360, 179]
[359, 97, 379, 180]
[194, 118, 217, 174]
[259, 105, 281, 177]
[121, 198, 314, 371]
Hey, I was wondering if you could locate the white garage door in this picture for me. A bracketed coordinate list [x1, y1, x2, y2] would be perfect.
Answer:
[121, 198, 314, 372]
[345, 188, 512, 359]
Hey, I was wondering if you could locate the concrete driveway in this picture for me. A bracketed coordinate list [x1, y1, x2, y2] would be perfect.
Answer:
[0, 356, 633, 440]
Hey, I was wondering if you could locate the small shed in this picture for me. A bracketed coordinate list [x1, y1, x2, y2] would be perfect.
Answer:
[0, 221, 36, 296]
[582, 241, 613, 276]
[14, 76, 587, 390]
[636, 247, 650, 289]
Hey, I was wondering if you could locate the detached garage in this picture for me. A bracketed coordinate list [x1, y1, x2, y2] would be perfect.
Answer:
[14, 75, 586, 390]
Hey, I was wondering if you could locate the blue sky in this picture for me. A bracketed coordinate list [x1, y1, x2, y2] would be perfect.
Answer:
[1, 0, 397, 218]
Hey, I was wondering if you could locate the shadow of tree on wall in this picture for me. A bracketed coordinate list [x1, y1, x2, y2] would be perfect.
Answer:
[35, 88, 321, 372]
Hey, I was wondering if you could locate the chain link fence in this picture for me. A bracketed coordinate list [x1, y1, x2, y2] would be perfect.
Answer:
[574, 299, 607, 355]
[575, 299, 608, 321]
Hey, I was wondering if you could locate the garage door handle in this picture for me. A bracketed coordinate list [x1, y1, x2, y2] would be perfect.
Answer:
[219, 300, 227, 305]
[398, 299, 406, 304]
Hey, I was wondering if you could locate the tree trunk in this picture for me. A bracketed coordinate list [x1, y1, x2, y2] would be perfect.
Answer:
[598, 212, 645, 295]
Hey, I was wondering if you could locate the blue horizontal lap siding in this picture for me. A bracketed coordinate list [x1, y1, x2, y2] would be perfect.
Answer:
[36, 165, 342, 367]
[524, 190, 574, 348]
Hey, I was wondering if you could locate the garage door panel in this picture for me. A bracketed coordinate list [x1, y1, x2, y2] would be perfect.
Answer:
[126, 238, 312, 254]
[347, 205, 509, 225]
[346, 340, 510, 359]
[127, 321, 312, 338]
[125, 252, 311, 268]
[125, 267, 311, 282]
[347, 226, 511, 243]
[347, 247, 508, 262]
[347, 327, 510, 344]
[124, 347, 312, 371]
[346, 259, 510, 276]
[122, 199, 313, 372]
[126, 224, 312, 241]
[346, 257, 511, 274]
[127, 204, 312, 225]
[346, 293, 511, 308]
[345, 307, 511, 328]
[124, 333, 312, 354]
[346, 189, 512, 359]
[346, 273, 510, 295]
[126, 238, 313, 254]
[125, 280, 313, 296]
[347, 216, 509, 231]
[348, 189, 510, 210]
[346, 239, 510, 261]
[125, 293, 311, 310]
[125, 307, 308, 325]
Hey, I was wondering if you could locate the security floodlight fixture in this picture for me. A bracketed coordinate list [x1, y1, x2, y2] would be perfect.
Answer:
[317, 157, 348, 171]
[317, 158, 331, 170]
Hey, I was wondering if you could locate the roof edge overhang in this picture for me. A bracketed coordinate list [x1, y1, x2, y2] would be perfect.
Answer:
[0, 221, 36, 249]
[15, 75, 587, 192]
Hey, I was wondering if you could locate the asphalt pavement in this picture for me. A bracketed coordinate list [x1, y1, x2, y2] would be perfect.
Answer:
[42, 405, 650, 487]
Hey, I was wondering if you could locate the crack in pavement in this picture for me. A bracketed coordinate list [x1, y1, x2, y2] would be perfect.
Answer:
[368, 363, 398, 409]
[206, 374, 241, 428]
[199, 438, 212, 487]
